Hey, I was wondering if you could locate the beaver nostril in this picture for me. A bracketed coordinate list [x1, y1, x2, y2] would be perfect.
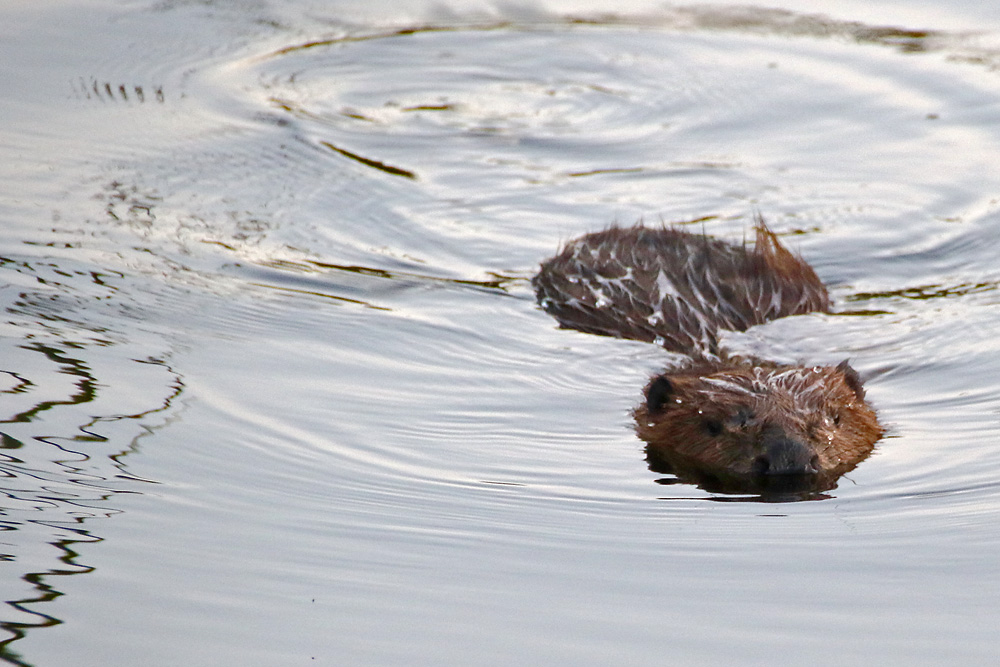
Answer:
[757, 435, 819, 476]
[752, 456, 770, 475]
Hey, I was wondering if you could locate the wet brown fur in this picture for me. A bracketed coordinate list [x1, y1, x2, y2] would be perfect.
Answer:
[533, 219, 882, 493]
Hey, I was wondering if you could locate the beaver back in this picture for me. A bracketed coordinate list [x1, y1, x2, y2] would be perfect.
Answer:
[532, 222, 830, 356]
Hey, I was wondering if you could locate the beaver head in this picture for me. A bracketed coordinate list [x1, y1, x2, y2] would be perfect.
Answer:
[634, 359, 881, 493]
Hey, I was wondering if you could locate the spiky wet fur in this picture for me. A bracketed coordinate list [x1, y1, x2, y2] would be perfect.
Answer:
[532, 218, 881, 493]
[532, 221, 830, 357]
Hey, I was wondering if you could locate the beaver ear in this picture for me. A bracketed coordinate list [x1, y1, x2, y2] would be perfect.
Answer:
[836, 359, 866, 400]
[645, 375, 675, 415]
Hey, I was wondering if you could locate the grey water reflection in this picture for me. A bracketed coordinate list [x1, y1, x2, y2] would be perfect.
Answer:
[3, 0, 1000, 665]
[0, 270, 183, 661]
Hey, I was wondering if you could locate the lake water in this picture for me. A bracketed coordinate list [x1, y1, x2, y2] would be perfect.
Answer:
[2, 1, 1000, 664]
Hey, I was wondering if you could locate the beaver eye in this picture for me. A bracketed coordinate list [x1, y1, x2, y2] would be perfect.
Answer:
[832, 413, 841, 426]
[704, 419, 724, 436]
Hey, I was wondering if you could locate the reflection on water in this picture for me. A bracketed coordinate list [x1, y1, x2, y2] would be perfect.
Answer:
[3, 0, 1000, 664]
[0, 252, 183, 663]
[0, 535, 96, 667]
[70, 79, 166, 105]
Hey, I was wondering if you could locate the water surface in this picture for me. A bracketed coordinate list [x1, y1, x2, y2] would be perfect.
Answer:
[2, 1, 1000, 665]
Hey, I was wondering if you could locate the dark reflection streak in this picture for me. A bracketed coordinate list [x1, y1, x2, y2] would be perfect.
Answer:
[676, 9, 937, 53]
[270, 97, 378, 124]
[264, 23, 516, 58]
[76, 79, 162, 104]
[873, 479, 1000, 501]
[401, 104, 456, 112]
[0, 373, 34, 396]
[317, 141, 417, 180]
[655, 492, 832, 503]
[848, 280, 997, 302]
[86, 357, 183, 485]
[88, 270, 123, 287]
[247, 282, 392, 310]
[74, 77, 90, 100]
[0, 530, 99, 667]
[2, 344, 96, 426]
[248, 258, 521, 300]
[260, 12, 948, 64]
[341, 110, 375, 122]
[201, 240, 237, 252]
[570, 163, 739, 177]
[834, 308, 893, 317]
[304, 260, 518, 293]
[567, 167, 643, 177]
[0, 355, 182, 657]
[0, 459, 78, 486]
[0, 358, 182, 486]
[268, 97, 312, 119]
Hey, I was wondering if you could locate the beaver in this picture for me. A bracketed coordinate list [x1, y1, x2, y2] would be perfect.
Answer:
[532, 218, 882, 494]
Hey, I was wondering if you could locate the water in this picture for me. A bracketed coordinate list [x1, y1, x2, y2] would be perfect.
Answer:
[2, 1, 1000, 664]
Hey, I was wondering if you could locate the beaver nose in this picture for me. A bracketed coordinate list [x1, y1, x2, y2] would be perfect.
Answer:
[753, 436, 820, 476]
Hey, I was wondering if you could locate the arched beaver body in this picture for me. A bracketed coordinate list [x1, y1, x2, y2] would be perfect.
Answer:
[533, 220, 881, 494]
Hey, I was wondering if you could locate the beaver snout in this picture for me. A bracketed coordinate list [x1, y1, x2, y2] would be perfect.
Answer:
[753, 431, 820, 476]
